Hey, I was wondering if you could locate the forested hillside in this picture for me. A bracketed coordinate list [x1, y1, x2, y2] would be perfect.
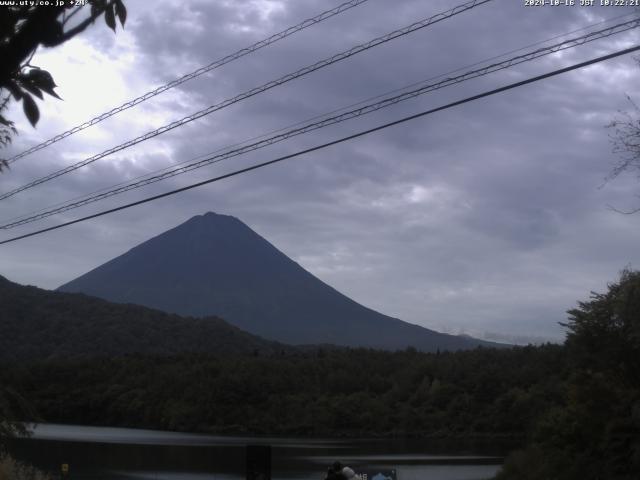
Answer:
[2, 270, 638, 479]
[496, 269, 640, 480]
[0, 275, 283, 360]
[1, 345, 565, 437]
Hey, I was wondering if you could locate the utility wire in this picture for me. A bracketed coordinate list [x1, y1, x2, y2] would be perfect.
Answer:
[4, 7, 636, 230]
[31, 3, 638, 227]
[41, 0, 637, 226]
[2, 17, 638, 230]
[3, 11, 637, 228]
[0, 0, 492, 202]
[1, 44, 638, 246]
[5, 0, 374, 165]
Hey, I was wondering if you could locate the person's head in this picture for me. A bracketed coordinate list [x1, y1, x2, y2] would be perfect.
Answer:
[331, 461, 343, 472]
[341, 467, 355, 479]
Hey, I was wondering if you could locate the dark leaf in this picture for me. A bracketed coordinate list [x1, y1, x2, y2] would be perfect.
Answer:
[91, 3, 100, 20]
[41, 86, 62, 100]
[28, 70, 62, 100]
[18, 81, 43, 100]
[5, 81, 23, 100]
[104, 4, 116, 31]
[40, 21, 64, 47]
[0, 114, 13, 127]
[115, 0, 127, 27]
[26, 69, 57, 90]
[22, 93, 40, 127]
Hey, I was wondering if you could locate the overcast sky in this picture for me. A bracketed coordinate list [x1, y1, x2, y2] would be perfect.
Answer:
[1, 0, 639, 344]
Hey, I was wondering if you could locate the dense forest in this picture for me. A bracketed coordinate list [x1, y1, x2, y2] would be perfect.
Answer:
[1, 270, 639, 479]
[0, 345, 565, 438]
[0, 275, 285, 360]
[497, 269, 640, 480]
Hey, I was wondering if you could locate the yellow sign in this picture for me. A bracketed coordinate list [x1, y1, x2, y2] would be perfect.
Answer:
[61, 464, 69, 474]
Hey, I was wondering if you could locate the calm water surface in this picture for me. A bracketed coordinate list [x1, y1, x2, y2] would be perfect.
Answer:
[5, 424, 505, 480]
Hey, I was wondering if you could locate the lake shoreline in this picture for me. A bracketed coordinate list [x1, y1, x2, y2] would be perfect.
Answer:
[6, 423, 506, 480]
[21, 421, 525, 444]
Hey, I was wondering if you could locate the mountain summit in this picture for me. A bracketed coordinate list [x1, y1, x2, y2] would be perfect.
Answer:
[59, 212, 498, 351]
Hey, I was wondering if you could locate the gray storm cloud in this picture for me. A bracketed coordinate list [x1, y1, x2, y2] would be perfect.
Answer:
[1, 0, 639, 344]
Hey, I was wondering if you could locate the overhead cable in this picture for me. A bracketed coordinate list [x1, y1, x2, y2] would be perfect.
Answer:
[0, 0, 493, 201]
[1, 43, 638, 246]
[5, 0, 374, 165]
[2, 17, 638, 230]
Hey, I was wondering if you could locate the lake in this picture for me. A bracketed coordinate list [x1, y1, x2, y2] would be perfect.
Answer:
[4, 424, 505, 480]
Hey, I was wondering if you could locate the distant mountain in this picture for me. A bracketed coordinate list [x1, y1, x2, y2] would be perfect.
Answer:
[0, 275, 282, 361]
[59, 212, 503, 351]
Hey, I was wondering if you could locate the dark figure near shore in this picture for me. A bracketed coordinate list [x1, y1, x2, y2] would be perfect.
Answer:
[325, 462, 356, 480]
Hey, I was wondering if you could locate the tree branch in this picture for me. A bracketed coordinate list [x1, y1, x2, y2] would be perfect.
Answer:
[53, 1, 115, 46]
[0, 7, 62, 82]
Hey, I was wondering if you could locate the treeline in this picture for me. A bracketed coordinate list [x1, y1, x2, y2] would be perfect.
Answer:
[1, 345, 565, 438]
[1, 270, 638, 479]
[497, 269, 640, 480]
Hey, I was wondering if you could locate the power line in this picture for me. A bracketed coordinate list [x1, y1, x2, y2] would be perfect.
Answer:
[3, 11, 637, 228]
[0, 0, 493, 202]
[5, 0, 374, 165]
[3, 16, 638, 230]
[41, 0, 638, 228]
[2, 44, 638, 246]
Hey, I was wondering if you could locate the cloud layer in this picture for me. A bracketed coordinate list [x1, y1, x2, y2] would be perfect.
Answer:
[1, 0, 639, 344]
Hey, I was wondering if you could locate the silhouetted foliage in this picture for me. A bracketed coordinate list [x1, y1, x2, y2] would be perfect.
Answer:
[2, 270, 639, 479]
[606, 61, 640, 214]
[0, 0, 127, 164]
[0, 387, 32, 442]
[496, 269, 640, 480]
[0, 345, 566, 438]
[0, 452, 51, 480]
[0, 275, 284, 361]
